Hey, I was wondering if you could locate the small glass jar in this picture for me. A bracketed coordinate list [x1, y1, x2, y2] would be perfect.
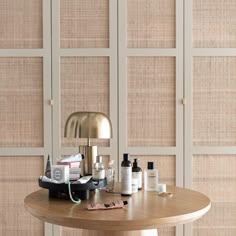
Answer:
[92, 155, 105, 180]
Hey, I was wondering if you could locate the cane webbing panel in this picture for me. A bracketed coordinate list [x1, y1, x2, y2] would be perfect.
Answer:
[193, 57, 236, 146]
[127, 57, 176, 147]
[0, 58, 43, 147]
[127, 0, 175, 48]
[0, 0, 42, 49]
[0, 156, 44, 236]
[192, 155, 236, 235]
[60, 0, 109, 48]
[193, 0, 236, 48]
[61, 57, 109, 147]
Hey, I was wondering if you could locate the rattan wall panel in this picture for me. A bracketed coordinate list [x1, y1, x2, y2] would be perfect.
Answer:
[0, 156, 44, 236]
[60, 0, 109, 48]
[61, 57, 109, 147]
[127, 57, 176, 147]
[192, 155, 236, 235]
[0, 0, 42, 49]
[193, 57, 236, 146]
[127, 0, 175, 48]
[0, 58, 43, 147]
[192, 0, 236, 48]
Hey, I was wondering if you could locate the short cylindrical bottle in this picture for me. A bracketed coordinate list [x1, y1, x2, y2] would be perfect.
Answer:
[144, 162, 158, 191]
[105, 159, 115, 192]
[121, 153, 132, 196]
[132, 158, 142, 190]
[92, 155, 105, 180]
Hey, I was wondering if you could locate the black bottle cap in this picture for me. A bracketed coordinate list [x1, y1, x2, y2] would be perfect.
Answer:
[123, 153, 129, 161]
[147, 162, 154, 170]
[133, 158, 138, 168]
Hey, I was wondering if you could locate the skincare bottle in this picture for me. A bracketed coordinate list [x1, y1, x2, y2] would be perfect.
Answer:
[92, 155, 105, 180]
[132, 158, 142, 190]
[105, 159, 115, 192]
[144, 162, 158, 191]
[121, 153, 132, 196]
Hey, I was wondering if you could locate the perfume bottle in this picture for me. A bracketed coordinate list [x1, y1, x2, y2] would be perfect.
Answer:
[121, 153, 132, 196]
[92, 155, 105, 180]
[144, 162, 158, 191]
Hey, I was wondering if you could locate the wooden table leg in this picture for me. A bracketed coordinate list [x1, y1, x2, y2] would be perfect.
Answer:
[80, 229, 158, 236]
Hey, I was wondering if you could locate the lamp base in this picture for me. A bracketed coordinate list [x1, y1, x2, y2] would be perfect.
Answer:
[79, 145, 97, 176]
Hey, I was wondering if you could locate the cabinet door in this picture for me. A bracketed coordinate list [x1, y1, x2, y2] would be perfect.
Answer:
[0, 0, 52, 235]
[185, 1, 236, 235]
[119, 1, 184, 236]
[52, 0, 117, 235]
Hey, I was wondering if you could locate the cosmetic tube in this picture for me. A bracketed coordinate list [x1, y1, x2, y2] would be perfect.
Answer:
[87, 200, 128, 210]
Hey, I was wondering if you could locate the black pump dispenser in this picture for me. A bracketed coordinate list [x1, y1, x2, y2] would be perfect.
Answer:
[132, 158, 142, 190]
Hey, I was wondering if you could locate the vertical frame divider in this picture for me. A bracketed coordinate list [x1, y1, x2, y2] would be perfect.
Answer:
[184, 0, 193, 235]
[43, 1, 54, 235]
[118, 0, 127, 180]
[43, 0, 52, 162]
[108, 0, 118, 177]
[176, 0, 184, 235]
[51, 0, 61, 235]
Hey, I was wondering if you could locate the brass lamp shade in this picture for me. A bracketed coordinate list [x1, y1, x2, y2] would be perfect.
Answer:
[64, 111, 112, 139]
[64, 112, 112, 175]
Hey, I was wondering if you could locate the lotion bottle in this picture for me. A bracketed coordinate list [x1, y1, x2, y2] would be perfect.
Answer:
[121, 153, 132, 196]
[144, 162, 158, 191]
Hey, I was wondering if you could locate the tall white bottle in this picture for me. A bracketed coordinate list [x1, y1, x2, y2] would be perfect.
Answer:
[144, 162, 158, 191]
[121, 153, 132, 196]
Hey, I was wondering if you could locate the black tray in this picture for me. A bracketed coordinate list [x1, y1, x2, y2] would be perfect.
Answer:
[39, 178, 106, 200]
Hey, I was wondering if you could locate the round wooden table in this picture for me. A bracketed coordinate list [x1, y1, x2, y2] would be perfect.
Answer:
[24, 185, 210, 236]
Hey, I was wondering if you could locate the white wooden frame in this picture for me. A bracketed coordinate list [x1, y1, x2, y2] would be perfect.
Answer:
[0, 0, 53, 235]
[118, 1, 184, 236]
[52, 0, 118, 235]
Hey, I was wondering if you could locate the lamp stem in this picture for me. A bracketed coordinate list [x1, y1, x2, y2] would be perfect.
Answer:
[87, 138, 91, 146]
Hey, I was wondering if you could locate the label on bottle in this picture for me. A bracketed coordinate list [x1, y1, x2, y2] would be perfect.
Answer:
[132, 177, 138, 193]
[93, 169, 105, 180]
[144, 170, 158, 191]
[121, 167, 132, 195]
[132, 172, 142, 189]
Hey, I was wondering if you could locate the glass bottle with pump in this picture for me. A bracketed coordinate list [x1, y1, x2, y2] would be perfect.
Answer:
[105, 159, 115, 192]
[121, 153, 132, 196]
[92, 155, 105, 180]
[132, 158, 142, 190]
[144, 162, 158, 191]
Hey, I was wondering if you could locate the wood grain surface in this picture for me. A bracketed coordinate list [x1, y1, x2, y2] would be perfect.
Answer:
[24, 185, 210, 231]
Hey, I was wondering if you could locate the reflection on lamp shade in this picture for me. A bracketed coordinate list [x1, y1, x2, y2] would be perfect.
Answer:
[64, 111, 112, 139]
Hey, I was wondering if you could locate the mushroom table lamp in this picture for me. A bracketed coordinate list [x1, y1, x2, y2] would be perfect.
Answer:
[64, 112, 112, 175]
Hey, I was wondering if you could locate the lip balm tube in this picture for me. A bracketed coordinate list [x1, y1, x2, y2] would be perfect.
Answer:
[87, 200, 128, 210]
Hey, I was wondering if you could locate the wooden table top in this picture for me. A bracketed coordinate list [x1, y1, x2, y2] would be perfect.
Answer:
[24, 185, 211, 231]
